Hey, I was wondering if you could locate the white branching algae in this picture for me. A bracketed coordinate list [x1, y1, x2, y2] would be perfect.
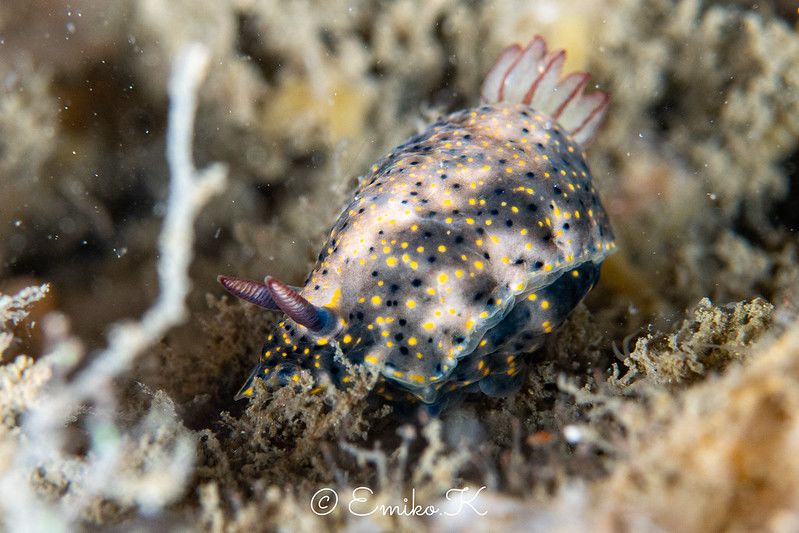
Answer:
[0, 44, 226, 529]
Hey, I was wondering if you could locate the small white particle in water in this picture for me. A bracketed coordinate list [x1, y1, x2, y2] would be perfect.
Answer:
[214, 227, 221, 239]
[707, 192, 717, 201]
[114, 247, 128, 258]
[13, 220, 21, 227]
[66, 22, 76, 34]
[638, 132, 643, 139]
[563, 425, 582, 444]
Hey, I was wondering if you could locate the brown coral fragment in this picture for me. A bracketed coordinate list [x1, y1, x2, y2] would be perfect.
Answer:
[600, 322, 799, 532]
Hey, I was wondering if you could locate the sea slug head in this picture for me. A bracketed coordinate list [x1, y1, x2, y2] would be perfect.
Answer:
[217, 275, 345, 396]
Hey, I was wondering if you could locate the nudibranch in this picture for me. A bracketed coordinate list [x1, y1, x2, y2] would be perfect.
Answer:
[219, 36, 615, 403]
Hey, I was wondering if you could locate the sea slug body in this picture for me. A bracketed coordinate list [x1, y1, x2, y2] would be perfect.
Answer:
[219, 36, 616, 404]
